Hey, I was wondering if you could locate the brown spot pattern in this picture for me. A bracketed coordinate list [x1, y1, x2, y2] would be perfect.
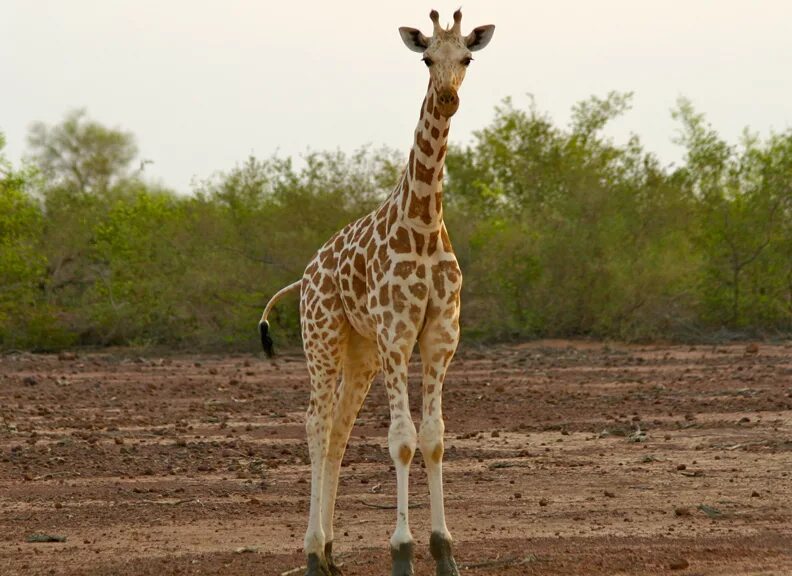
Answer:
[414, 159, 435, 185]
[393, 261, 417, 279]
[416, 132, 434, 157]
[412, 230, 425, 255]
[408, 191, 432, 224]
[389, 226, 411, 253]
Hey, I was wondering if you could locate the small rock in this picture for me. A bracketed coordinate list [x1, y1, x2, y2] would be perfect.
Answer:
[745, 343, 759, 355]
[674, 507, 691, 517]
[26, 534, 66, 543]
[514, 492, 522, 499]
[669, 558, 689, 570]
[538, 498, 549, 507]
[677, 464, 687, 471]
[751, 490, 760, 498]
[604, 490, 616, 498]
[628, 429, 648, 443]
[491, 430, 500, 438]
[697, 504, 723, 518]
[22, 376, 38, 386]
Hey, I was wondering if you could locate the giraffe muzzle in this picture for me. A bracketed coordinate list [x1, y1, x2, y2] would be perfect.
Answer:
[436, 88, 459, 117]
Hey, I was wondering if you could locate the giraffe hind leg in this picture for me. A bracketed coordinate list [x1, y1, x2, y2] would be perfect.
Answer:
[321, 332, 379, 575]
[301, 288, 349, 573]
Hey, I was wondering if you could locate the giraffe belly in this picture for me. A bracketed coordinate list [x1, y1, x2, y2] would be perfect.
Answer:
[341, 295, 378, 341]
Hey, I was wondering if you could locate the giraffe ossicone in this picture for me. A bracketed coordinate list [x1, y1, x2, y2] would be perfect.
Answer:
[258, 9, 494, 576]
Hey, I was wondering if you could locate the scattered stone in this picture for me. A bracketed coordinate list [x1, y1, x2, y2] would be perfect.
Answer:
[514, 492, 522, 499]
[745, 343, 759, 355]
[697, 504, 723, 518]
[491, 430, 500, 438]
[674, 507, 691, 517]
[57, 351, 77, 361]
[751, 490, 760, 498]
[22, 376, 38, 386]
[669, 558, 689, 570]
[677, 464, 687, 470]
[604, 490, 616, 498]
[26, 534, 66, 543]
[628, 429, 648, 443]
[538, 498, 549, 507]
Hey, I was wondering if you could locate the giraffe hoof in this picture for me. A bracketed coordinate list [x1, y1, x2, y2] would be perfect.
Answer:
[435, 558, 460, 576]
[391, 541, 415, 576]
[324, 541, 344, 576]
[429, 532, 460, 576]
[305, 552, 333, 576]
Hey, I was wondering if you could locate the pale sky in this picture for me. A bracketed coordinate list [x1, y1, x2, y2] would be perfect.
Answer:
[2, 1, 792, 192]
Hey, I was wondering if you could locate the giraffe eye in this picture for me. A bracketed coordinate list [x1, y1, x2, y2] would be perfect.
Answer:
[462, 56, 473, 66]
[423, 57, 434, 67]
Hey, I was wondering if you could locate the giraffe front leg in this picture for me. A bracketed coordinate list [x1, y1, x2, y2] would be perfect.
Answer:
[418, 306, 460, 576]
[381, 344, 418, 576]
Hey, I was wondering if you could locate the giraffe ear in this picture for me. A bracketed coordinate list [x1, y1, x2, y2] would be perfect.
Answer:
[465, 25, 495, 52]
[399, 27, 429, 53]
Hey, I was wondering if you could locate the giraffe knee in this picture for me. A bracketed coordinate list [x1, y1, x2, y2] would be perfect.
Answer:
[388, 420, 417, 466]
[419, 418, 445, 464]
[430, 443, 443, 463]
[399, 443, 413, 465]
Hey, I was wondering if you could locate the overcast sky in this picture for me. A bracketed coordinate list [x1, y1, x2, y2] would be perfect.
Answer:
[2, 1, 792, 192]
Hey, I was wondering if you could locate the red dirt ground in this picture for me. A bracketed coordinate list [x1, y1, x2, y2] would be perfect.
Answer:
[1, 340, 791, 575]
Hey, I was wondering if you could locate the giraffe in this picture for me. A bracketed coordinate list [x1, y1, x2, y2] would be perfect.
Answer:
[258, 10, 494, 576]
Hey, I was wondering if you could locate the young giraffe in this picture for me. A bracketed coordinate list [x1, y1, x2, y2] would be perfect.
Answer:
[259, 10, 494, 576]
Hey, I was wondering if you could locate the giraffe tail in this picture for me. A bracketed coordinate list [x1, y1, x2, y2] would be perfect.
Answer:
[258, 280, 301, 358]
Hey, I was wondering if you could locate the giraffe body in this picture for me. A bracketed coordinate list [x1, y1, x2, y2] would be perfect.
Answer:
[259, 10, 494, 576]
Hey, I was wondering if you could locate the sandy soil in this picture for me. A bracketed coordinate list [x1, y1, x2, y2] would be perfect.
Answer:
[1, 340, 792, 575]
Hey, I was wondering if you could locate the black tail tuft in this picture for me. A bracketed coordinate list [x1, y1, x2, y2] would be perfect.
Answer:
[258, 320, 274, 358]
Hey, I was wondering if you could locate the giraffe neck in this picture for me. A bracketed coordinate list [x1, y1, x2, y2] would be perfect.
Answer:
[398, 81, 451, 231]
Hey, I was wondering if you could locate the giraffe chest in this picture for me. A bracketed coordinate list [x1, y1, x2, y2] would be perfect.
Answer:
[336, 223, 461, 340]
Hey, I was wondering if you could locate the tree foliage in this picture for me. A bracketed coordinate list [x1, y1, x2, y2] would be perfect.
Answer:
[0, 101, 789, 351]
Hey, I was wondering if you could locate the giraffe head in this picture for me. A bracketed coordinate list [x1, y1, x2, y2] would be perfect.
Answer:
[399, 9, 494, 118]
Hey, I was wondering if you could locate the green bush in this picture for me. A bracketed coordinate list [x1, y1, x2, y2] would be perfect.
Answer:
[0, 101, 789, 351]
